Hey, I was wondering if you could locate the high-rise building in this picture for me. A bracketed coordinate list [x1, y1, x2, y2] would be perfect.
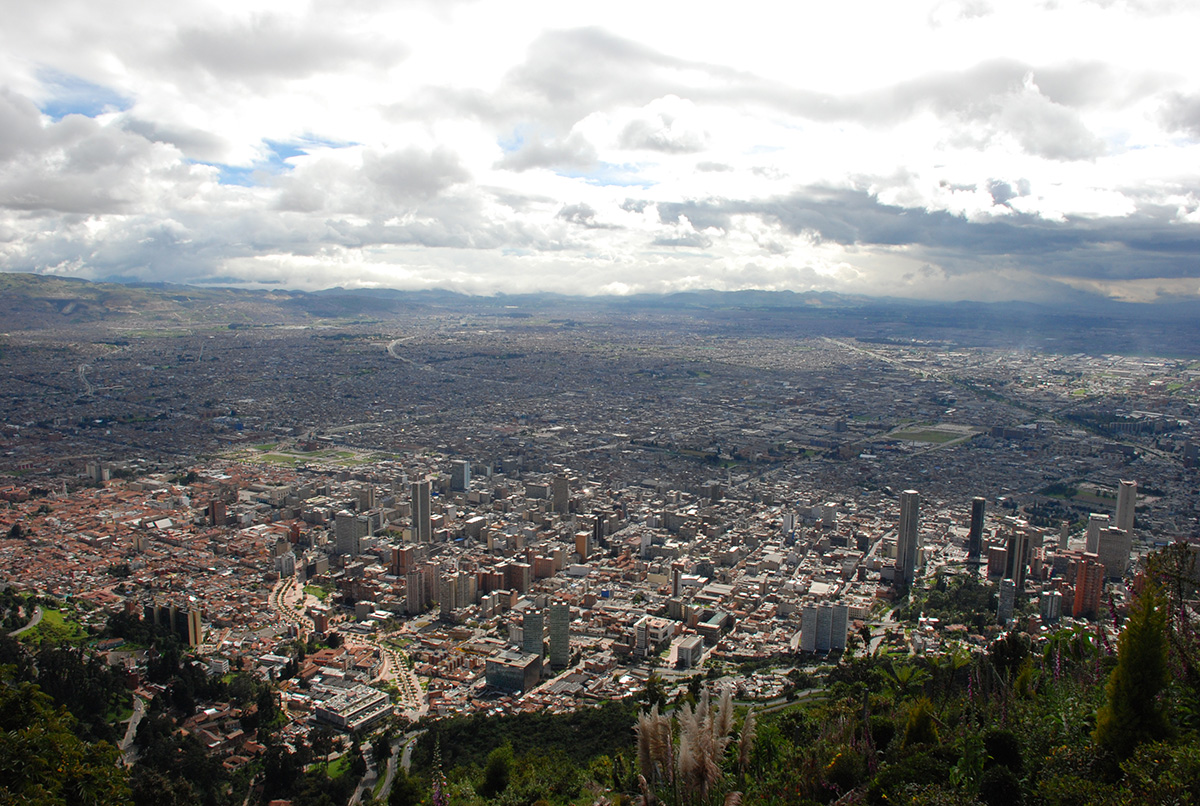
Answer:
[411, 479, 432, 542]
[896, 490, 920, 588]
[1115, 480, 1137, 535]
[799, 605, 817, 652]
[184, 607, 203, 647]
[829, 604, 849, 651]
[1097, 526, 1132, 578]
[450, 460, 471, 492]
[997, 579, 1016, 624]
[335, 510, 366, 556]
[552, 474, 570, 515]
[1040, 590, 1062, 622]
[439, 575, 458, 618]
[523, 609, 544, 659]
[406, 570, 425, 615]
[815, 605, 834, 652]
[1072, 555, 1105, 619]
[967, 496, 985, 567]
[1004, 523, 1029, 590]
[549, 602, 570, 668]
[1085, 513, 1110, 555]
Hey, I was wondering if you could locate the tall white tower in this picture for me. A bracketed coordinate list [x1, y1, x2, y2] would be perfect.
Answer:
[1115, 480, 1137, 535]
[897, 490, 920, 588]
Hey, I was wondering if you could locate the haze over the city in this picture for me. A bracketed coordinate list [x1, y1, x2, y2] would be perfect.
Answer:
[2, 0, 1200, 302]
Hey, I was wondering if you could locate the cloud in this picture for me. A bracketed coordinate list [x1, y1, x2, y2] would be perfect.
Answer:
[495, 132, 597, 171]
[165, 13, 404, 89]
[1161, 92, 1200, 137]
[618, 96, 708, 154]
[1, 2, 1199, 303]
[557, 202, 618, 229]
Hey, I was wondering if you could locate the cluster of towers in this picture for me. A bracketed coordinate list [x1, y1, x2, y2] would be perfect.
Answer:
[897, 478, 1138, 624]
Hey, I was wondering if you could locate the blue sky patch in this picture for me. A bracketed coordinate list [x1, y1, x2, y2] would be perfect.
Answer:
[201, 137, 354, 185]
[36, 68, 131, 120]
[556, 162, 652, 188]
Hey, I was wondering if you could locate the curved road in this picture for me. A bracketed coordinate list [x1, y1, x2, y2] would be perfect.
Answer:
[8, 605, 42, 637]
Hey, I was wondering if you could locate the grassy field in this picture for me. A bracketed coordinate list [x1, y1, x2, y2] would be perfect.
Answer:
[20, 608, 87, 646]
[891, 429, 963, 444]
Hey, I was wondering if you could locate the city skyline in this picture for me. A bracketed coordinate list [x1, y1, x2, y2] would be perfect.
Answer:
[2, 1, 1200, 302]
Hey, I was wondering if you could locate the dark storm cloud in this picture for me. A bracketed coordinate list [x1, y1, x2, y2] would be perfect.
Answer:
[647, 186, 1200, 281]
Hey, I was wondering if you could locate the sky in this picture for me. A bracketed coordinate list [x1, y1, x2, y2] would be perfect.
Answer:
[2, 0, 1200, 302]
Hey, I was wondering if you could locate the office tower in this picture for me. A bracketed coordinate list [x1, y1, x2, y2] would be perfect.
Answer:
[1085, 513, 1109, 555]
[830, 604, 849, 651]
[549, 602, 570, 668]
[1072, 556, 1105, 619]
[1004, 525, 1029, 589]
[1115, 480, 1137, 535]
[815, 605, 833, 652]
[406, 570, 425, 614]
[1058, 520, 1071, 551]
[552, 474, 570, 514]
[208, 500, 227, 527]
[450, 460, 471, 492]
[1040, 590, 1062, 622]
[439, 575, 457, 618]
[357, 484, 375, 510]
[997, 579, 1016, 624]
[800, 605, 817, 652]
[967, 497, 985, 566]
[671, 562, 684, 598]
[1185, 441, 1199, 469]
[1097, 526, 1132, 578]
[523, 609, 544, 659]
[334, 510, 363, 557]
[896, 490, 920, 588]
[411, 479, 432, 542]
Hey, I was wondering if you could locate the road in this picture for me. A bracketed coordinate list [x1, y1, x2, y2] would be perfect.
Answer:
[119, 696, 146, 766]
[8, 605, 42, 637]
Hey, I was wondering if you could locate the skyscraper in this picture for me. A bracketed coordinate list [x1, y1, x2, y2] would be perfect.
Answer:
[549, 602, 570, 668]
[997, 579, 1016, 624]
[967, 496, 985, 567]
[1085, 513, 1110, 555]
[411, 479, 432, 542]
[1004, 522, 1029, 590]
[450, 460, 471, 492]
[552, 474, 570, 514]
[1115, 479, 1137, 535]
[896, 490, 920, 589]
[523, 609, 544, 659]
[1072, 556, 1105, 619]
[1097, 526, 1132, 578]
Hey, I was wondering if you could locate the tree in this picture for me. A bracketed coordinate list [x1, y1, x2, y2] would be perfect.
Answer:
[0, 674, 130, 804]
[388, 767, 423, 806]
[478, 743, 514, 799]
[1093, 584, 1171, 759]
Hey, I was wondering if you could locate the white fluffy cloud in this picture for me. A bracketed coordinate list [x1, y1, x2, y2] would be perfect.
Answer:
[1, 0, 1199, 301]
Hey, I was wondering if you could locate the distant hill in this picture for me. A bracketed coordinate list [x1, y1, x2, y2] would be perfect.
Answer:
[2, 272, 1199, 356]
